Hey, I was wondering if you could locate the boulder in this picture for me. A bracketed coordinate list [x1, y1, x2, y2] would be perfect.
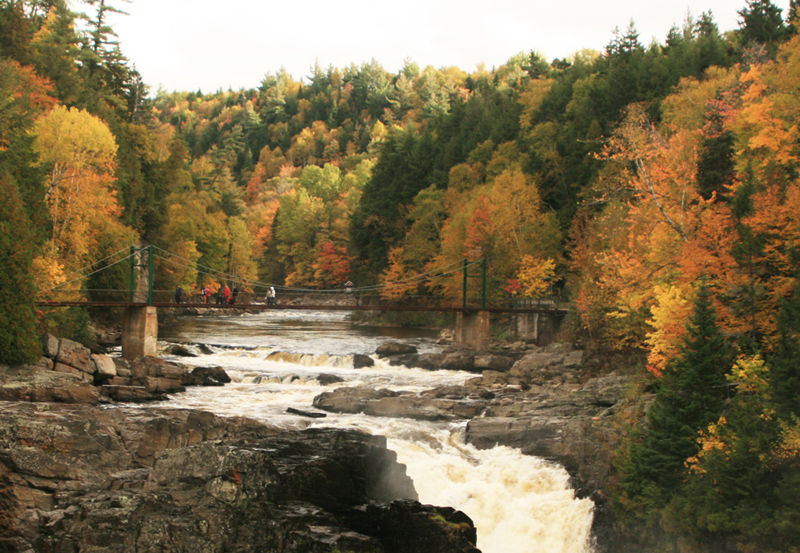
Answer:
[91, 353, 117, 382]
[128, 356, 187, 380]
[473, 353, 516, 372]
[181, 365, 231, 387]
[55, 337, 91, 373]
[164, 344, 197, 357]
[197, 343, 215, 354]
[375, 341, 418, 357]
[41, 333, 61, 358]
[313, 386, 486, 421]
[317, 373, 345, 386]
[313, 387, 398, 414]
[353, 353, 375, 368]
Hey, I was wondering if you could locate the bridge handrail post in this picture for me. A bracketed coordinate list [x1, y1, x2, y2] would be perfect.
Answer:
[147, 244, 154, 306]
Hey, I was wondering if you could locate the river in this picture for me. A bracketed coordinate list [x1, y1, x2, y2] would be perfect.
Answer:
[155, 309, 595, 553]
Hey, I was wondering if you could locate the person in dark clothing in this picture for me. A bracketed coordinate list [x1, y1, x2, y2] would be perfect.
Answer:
[230, 285, 239, 305]
[174, 285, 183, 304]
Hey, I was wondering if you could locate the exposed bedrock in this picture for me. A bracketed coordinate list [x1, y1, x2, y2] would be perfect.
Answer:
[0, 403, 479, 553]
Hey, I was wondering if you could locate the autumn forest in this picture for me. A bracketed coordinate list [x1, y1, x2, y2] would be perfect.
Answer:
[2, 0, 800, 550]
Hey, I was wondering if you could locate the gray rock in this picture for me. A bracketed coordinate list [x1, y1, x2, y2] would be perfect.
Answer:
[91, 353, 117, 382]
[56, 337, 91, 373]
[41, 333, 61, 358]
[0, 366, 101, 404]
[375, 341, 418, 357]
[181, 365, 231, 387]
[0, 403, 478, 553]
[317, 373, 345, 386]
[474, 354, 516, 371]
[164, 344, 197, 357]
[353, 353, 375, 368]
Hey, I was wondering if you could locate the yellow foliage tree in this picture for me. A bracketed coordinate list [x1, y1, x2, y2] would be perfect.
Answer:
[645, 285, 693, 377]
[516, 256, 556, 299]
[32, 105, 134, 297]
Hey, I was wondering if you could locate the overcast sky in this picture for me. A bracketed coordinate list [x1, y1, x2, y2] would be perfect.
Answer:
[99, 0, 793, 93]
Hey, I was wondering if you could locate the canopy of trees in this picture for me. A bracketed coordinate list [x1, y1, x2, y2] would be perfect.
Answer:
[2, 1, 800, 550]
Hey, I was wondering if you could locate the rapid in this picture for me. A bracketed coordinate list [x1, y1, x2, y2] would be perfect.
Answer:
[154, 309, 595, 553]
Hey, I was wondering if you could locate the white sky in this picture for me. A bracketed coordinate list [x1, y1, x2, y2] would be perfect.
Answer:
[97, 0, 793, 93]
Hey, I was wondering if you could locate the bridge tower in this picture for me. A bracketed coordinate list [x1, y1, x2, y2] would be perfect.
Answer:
[454, 259, 490, 350]
[122, 244, 158, 359]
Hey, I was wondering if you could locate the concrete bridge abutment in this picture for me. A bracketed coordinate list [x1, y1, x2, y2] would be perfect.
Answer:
[122, 306, 158, 359]
[455, 310, 490, 351]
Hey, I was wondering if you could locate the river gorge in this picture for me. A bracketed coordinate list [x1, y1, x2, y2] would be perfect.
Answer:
[0, 308, 620, 552]
[155, 309, 596, 553]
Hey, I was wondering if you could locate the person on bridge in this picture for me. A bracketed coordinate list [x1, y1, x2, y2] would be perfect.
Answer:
[222, 284, 231, 304]
[266, 286, 276, 306]
[230, 285, 239, 305]
[174, 285, 183, 304]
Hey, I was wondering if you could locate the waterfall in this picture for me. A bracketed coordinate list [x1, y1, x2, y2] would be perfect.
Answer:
[156, 310, 595, 553]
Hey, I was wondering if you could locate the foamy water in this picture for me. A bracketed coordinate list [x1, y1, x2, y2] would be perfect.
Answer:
[153, 310, 594, 553]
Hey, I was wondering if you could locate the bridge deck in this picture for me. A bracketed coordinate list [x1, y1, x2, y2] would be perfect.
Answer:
[35, 301, 567, 315]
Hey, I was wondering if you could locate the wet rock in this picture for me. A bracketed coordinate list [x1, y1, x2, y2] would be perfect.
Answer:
[313, 387, 398, 414]
[313, 386, 485, 421]
[164, 344, 197, 357]
[375, 342, 418, 357]
[0, 403, 478, 553]
[346, 500, 480, 553]
[181, 365, 231, 386]
[317, 373, 345, 386]
[287, 407, 327, 418]
[353, 353, 375, 368]
[197, 343, 215, 354]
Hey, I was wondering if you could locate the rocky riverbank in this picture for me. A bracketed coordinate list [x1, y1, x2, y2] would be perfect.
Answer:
[1, 331, 636, 552]
[0, 335, 480, 553]
[313, 340, 640, 551]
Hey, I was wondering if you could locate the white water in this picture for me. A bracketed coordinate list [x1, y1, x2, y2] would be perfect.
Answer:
[153, 310, 595, 553]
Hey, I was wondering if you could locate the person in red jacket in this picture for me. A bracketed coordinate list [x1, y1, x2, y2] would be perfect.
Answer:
[222, 284, 231, 304]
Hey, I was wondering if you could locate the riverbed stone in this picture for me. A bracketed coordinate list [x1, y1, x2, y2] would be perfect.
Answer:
[164, 344, 197, 357]
[181, 365, 231, 386]
[353, 353, 375, 368]
[375, 341, 418, 357]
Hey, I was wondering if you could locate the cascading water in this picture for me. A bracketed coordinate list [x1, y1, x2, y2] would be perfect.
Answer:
[155, 310, 595, 553]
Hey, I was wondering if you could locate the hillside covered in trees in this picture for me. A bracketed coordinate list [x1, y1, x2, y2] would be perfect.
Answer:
[3, 0, 800, 550]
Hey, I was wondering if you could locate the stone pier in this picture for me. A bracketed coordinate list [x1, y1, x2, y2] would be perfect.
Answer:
[455, 310, 490, 351]
[513, 311, 564, 345]
[122, 306, 158, 359]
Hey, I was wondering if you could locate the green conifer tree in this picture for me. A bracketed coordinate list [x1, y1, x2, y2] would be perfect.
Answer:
[0, 174, 41, 365]
[617, 280, 734, 521]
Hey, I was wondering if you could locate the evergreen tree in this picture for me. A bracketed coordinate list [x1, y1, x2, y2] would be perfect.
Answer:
[0, 174, 41, 365]
[617, 280, 734, 522]
[769, 277, 800, 419]
[738, 0, 790, 55]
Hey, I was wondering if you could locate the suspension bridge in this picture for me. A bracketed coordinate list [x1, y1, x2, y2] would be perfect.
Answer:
[36, 245, 567, 357]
